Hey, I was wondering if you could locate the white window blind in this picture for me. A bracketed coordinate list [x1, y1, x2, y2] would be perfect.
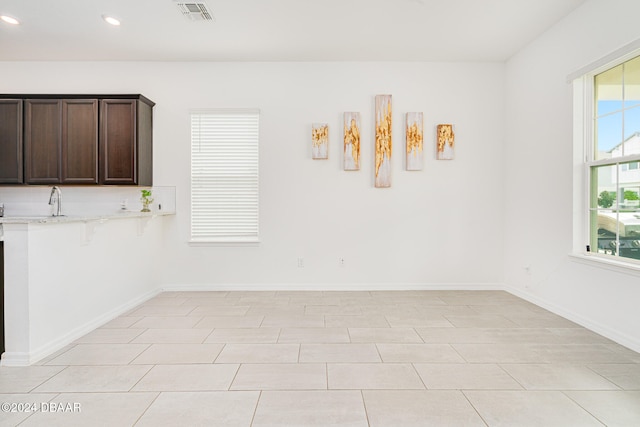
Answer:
[190, 109, 259, 242]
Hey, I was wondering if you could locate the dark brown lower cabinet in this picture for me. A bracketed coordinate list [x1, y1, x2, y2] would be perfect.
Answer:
[0, 241, 4, 356]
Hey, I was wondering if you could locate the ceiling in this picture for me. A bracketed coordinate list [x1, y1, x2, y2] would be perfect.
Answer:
[0, 0, 586, 62]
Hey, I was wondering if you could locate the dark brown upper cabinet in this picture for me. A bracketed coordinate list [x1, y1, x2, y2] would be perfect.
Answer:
[24, 99, 99, 185]
[24, 99, 62, 184]
[62, 99, 98, 184]
[0, 94, 153, 186]
[0, 99, 23, 184]
[100, 99, 153, 186]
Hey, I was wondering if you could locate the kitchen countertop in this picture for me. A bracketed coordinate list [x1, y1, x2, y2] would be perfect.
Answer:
[0, 210, 175, 224]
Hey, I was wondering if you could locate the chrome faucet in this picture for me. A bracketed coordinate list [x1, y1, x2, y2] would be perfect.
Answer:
[48, 186, 62, 216]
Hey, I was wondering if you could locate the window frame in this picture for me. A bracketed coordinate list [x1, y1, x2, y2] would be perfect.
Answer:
[189, 108, 260, 245]
[572, 46, 640, 271]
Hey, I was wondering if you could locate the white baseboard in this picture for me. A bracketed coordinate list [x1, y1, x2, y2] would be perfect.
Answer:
[505, 285, 640, 353]
[0, 352, 32, 367]
[1, 289, 160, 367]
[160, 282, 504, 292]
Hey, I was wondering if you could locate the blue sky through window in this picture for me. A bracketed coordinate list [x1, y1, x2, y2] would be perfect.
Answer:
[597, 101, 640, 153]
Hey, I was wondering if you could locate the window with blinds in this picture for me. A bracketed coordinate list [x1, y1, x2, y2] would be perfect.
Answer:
[190, 109, 259, 242]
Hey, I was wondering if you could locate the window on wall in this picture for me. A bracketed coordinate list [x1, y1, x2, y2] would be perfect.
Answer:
[585, 55, 640, 263]
[190, 109, 259, 243]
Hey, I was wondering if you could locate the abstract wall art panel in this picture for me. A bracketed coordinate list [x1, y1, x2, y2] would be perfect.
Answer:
[311, 123, 329, 159]
[375, 94, 392, 188]
[406, 112, 423, 171]
[436, 124, 455, 160]
[343, 112, 361, 170]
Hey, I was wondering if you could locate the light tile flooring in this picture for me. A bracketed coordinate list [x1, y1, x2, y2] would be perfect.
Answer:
[1, 290, 640, 426]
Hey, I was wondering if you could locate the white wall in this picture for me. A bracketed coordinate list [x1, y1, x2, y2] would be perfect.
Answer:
[504, 0, 640, 351]
[1, 61, 506, 289]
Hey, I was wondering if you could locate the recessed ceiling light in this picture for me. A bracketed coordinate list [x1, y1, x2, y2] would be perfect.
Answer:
[102, 15, 121, 26]
[0, 15, 20, 25]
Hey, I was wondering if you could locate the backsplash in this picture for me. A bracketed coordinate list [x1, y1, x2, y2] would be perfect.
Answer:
[0, 186, 176, 217]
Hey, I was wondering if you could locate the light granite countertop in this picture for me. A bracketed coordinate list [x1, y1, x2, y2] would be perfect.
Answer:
[0, 210, 175, 224]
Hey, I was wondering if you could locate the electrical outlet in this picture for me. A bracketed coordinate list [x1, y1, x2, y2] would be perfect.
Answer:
[297, 257, 304, 268]
[339, 258, 345, 267]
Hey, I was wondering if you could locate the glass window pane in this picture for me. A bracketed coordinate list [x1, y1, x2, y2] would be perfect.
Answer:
[618, 235, 640, 261]
[596, 63, 623, 116]
[597, 101, 623, 116]
[623, 106, 640, 146]
[620, 184, 640, 211]
[624, 55, 640, 108]
[592, 164, 617, 210]
[593, 212, 620, 256]
[596, 112, 623, 159]
[617, 184, 640, 260]
[619, 160, 640, 212]
[591, 164, 618, 255]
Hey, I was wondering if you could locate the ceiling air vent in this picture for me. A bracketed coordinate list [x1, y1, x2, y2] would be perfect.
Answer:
[175, 2, 214, 21]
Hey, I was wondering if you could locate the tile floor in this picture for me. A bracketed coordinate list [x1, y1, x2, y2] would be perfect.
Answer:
[1, 290, 640, 426]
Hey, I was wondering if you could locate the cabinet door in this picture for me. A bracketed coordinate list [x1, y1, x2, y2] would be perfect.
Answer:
[62, 99, 98, 184]
[25, 99, 62, 184]
[0, 99, 23, 184]
[100, 99, 137, 184]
